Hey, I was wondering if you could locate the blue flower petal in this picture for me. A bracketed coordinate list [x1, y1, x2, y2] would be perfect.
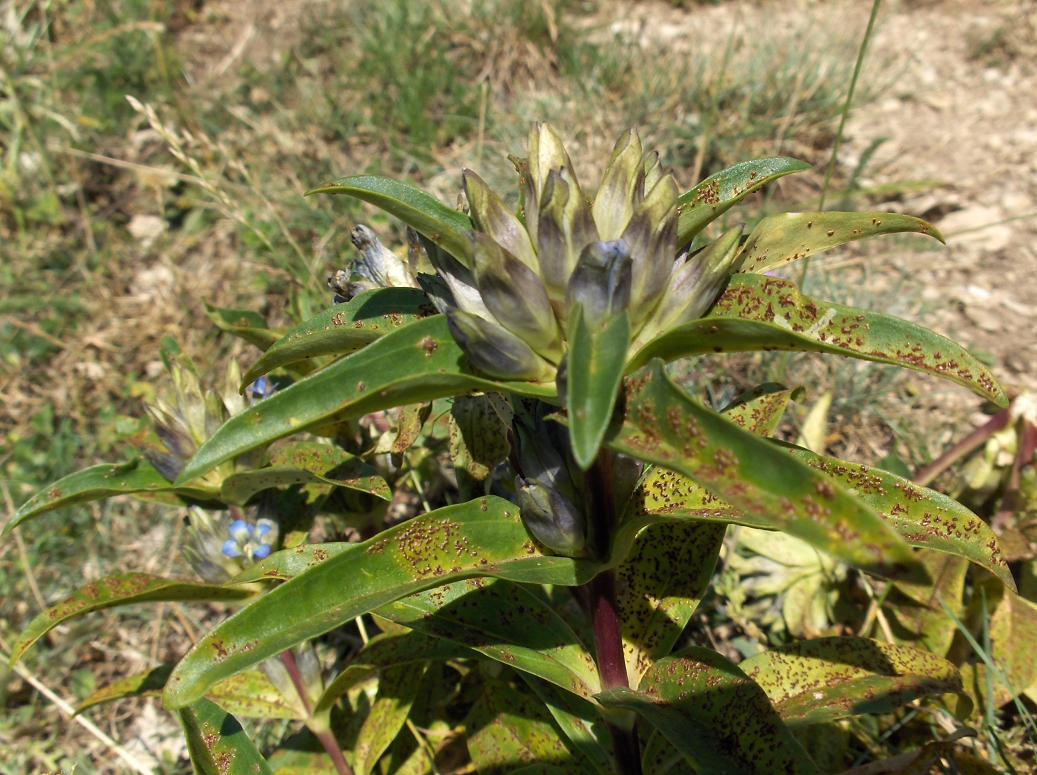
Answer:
[228, 519, 251, 541]
[222, 539, 243, 558]
[252, 544, 272, 560]
[254, 523, 272, 540]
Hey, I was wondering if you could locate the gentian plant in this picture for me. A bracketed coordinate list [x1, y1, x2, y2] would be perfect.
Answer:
[7, 124, 1017, 773]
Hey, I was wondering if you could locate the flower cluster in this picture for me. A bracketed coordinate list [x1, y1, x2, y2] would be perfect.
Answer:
[429, 123, 743, 382]
[222, 518, 278, 560]
[183, 507, 280, 583]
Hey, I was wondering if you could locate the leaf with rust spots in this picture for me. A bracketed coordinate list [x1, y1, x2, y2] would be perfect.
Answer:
[629, 273, 1007, 407]
[627, 429, 1012, 586]
[466, 679, 589, 774]
[241, 288, 432, 386]
[737, 210, 944, 274]
[719, 383, 799, 437]
[884, 553, 968, 658]
[11, 573, 254, 665]
[612, 361, 919, 579]
[179, 698, 272, 775]
[315, 631, 467, 716]
[598, 649, 819, 774]
[229, 542, 355, 584]
[378, 578, 600, 699]
[6, 459, 215, 535]
[959, 586, 1037, 713]
[206, 668, 306, 720]
[522, 678, 614, 775]
[676, 157, 812, 249]
[354, 663, 425, 775]
[78, 664, 304, 721]
[220, 442, 391, 504]
[370, 401, 432, 456]
[177, 316, 555, 486]
[640, 729, 696, 775]
[615, 521, 725, 683]
[77, 664, 173, 715]
[449, 393, 513, 484]
[163, 497, 602, 709]
[740, 637, 963, 726]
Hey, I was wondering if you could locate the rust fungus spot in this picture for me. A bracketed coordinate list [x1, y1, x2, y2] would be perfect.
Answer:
[212, 639, 229, 660]
[420, 337, 439, 357]
[331, 312, 344, 326]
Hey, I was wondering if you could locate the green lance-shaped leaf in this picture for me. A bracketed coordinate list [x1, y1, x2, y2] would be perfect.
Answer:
[616, 521, 725, 683]
[788, 447, 1013, 587]
[629, 273, 1007, 406]
[309, 175, 474, 266]
[229, 542, 354, 584]
[78, 664, 304, 720]
[241, 288, 433, 386]
[885, 553, 967, 658]
[267, 732, 341, 775]
[378, 577, 600, 699]
[449, 393, 514, 483]
[163, 497, 600, 709]
[179, 698, 273, 775]
[676, 156, 812, 248]
[10, 573, 254, 665]
[566, 306, 631, 469]
[315, 631, 468, 717]
[738, 211, 944, 274]
[721, 383, 799, 436]
[203, 303, 283, 351]
[740, 637, 963, 726]
[204, 667, 307, 720]
[77, 664, 173, 714]
[631, 440, 1012, 587]
[467, 679, 590, 774]
[523, 678, 614, 775]
[598, 649, 819, 774]
[961, 586, 1037, 711]
[176, 316, 555, 485]
[354, 663, 425, 775]
[641, 730, 696, 775]
[220, 442, 390, 504]
[611, 361, 918, 579]
[5, 459, 213, 535]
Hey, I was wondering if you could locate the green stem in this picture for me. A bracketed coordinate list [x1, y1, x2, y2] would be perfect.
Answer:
[584, 452, 642, 775]
[819, 0, 882, 210]
[279, 651, 354, 775]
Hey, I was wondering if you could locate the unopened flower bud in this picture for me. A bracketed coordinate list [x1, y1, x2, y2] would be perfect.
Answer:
[567, 240, 632, 326]
[472, 233, 561, 361]
[517, 478, 588, 557]
[446, 311, 554, 382]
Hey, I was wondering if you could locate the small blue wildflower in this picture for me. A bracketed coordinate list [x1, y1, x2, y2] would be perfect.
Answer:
[221, 516, 280, 563]
[248, 376, 276, 403]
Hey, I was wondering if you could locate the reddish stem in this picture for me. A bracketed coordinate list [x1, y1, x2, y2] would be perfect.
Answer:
[913, 407, 1012, 486]
[584, 452, 642, 774]
[280, 651, 353, 775]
